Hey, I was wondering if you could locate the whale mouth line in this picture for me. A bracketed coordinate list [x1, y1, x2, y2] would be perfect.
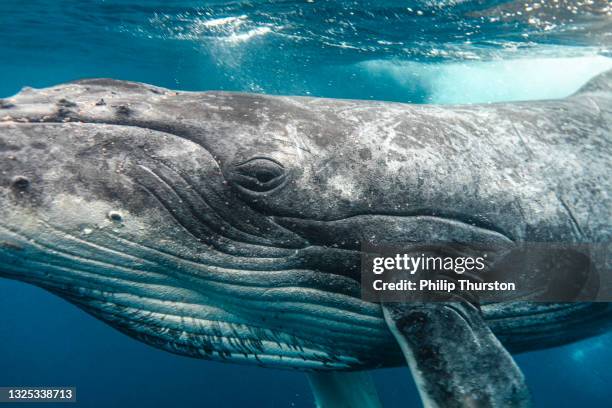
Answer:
[274, 212, 513, 250]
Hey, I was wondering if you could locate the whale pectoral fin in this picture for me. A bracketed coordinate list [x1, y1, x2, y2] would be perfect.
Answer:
[382, 302, 531, 408]
[306, 371, 383, 408]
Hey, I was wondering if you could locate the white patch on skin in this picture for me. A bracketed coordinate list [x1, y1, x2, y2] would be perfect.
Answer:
[327, 174, 359, 200]
[43, 194, 148, 236]
[48, 194, 113, 227]
[156, 138, 202, 161]
[385, 159, 405, 174]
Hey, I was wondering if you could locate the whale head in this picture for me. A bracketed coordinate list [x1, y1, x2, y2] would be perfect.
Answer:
[0, 80, 408, 369]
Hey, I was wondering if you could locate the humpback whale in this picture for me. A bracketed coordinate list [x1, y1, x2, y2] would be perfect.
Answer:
[0, 69, 610, 407]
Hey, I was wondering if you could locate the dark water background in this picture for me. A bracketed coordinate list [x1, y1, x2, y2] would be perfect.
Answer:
[0, 1, 611, 407]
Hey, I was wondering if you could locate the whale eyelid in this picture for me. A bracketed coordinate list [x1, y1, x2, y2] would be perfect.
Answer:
[232, 172, 284, 187]
[233, 158, 285, 179]
[233, 156, 285, 169]
[230, 157, 287, 193]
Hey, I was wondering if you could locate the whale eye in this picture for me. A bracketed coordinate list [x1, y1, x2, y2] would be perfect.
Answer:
[231, 157, 286, 193]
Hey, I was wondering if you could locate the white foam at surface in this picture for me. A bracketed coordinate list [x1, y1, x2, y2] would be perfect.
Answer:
[202, 15, 247, 28]
[359, 55, 612, 104]
[224, 26, 272, 44]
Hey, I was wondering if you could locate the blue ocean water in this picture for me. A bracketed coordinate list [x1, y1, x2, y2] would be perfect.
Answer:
[0, 1, 611, 407]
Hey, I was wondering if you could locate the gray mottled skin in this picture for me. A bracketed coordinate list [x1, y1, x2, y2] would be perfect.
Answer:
[0, 70, 610, 405]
